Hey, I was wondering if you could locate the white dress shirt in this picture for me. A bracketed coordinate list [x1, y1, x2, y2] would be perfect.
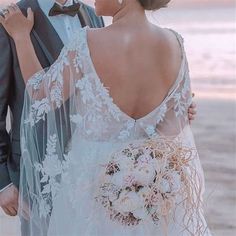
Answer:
[0, 0, 82, 193]
[38, 0, 82, 45]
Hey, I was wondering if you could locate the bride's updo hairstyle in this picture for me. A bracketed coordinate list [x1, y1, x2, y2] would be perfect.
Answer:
[137, 0, 171, 11]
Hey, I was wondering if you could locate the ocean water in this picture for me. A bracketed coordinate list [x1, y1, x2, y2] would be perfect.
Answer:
[150, 7, 236, 100]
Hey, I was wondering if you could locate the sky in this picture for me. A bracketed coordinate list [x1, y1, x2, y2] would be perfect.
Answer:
[84, 0, 235, 8]
[162, 0, 234, 7]
[0, 0, 235, 7]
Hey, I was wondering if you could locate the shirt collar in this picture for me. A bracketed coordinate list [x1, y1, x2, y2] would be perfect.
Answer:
[37, 0, 75, 16]
[56, 0, 74, 7]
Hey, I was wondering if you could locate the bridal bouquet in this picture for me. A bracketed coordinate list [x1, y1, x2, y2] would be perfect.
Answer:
[96, 138, 198, 226]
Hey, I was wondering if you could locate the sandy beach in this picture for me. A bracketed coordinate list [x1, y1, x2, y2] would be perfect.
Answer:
[0, 0, 236, 235]
[1, 98, 236, 236]
[192, 99, 236, 236]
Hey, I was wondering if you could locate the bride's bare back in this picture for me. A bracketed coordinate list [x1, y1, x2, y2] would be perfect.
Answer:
[87, 23, 182, 120]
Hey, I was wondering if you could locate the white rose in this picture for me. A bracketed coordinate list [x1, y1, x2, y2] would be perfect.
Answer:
[113, 190, 142, 213]
[137, 187, 151, 203]
[132, 163, 156, 186]
[169, 172, 181, 193]
[111, 171, 125, 187]
[108, 189, 120, 202]
[113, 154, 134, 170]
[149, 157, 162, 173]
[123, 174, 136, 188]
[111, 171, 137, 188]
[160, 178, 171, 193]
[160, 172, 181, 194]
[132, 207, 147, 220]
[138, 153, 152, 164]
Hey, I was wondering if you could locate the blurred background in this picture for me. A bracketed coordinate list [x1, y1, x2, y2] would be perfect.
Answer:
[0, 0, 235, 235]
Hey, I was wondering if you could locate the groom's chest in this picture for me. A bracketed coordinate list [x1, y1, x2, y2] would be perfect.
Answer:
[19, 0, 94, 67]
[31, 15, 79, 67]
[45, 16, 82, 45]
[38, 0, 82, 46]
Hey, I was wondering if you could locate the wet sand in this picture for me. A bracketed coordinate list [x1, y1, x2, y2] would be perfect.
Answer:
[191, 98, 236, 236]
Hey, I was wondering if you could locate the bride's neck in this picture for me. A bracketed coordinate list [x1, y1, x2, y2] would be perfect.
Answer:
[112, 3, 147, 26]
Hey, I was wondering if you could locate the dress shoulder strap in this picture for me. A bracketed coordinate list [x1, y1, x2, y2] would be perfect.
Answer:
[165, 28, 186, 64]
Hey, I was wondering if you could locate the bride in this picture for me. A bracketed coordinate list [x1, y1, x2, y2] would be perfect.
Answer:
[0, 0, 212, 235]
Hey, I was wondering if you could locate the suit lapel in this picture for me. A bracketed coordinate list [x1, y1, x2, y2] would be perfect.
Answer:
[26, 0, 64, 64]
[24, 0, 98, 64]
[78, 3, 94, 28]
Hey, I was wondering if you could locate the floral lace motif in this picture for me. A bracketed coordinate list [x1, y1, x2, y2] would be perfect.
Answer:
[34, 134, 70, 217]
[24, 31, 84, 126]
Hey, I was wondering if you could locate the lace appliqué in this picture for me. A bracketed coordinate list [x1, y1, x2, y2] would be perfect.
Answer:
[173, 73, 192, 119]
[118, 120, 135, 141]
[34, 134, 70, 217]
[24, 33, 84, 127]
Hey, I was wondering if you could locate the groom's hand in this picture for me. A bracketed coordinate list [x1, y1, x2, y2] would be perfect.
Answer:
[188, 102, 197, 122]
[188, 93, 197, 123]
[0, 185, 19, 216]
[0, 4, 34, 40]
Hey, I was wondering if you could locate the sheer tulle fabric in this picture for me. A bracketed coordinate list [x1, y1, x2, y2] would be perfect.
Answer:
[19, 27, 211, 236]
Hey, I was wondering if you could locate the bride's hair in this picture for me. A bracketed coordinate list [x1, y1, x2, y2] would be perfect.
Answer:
[137, 0, 171, 10]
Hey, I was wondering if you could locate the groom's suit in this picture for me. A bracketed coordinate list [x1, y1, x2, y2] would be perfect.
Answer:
[0, 0, 104, 191]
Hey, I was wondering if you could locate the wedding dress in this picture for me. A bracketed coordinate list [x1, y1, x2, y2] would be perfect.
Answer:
[19, 26, 212, 236]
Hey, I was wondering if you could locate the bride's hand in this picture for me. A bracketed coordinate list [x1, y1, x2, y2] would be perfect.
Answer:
[0, 3, 34, 40]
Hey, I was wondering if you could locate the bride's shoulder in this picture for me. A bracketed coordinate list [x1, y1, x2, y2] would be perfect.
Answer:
[161, 27, 185, 48]
[165, 28, 184, 42]
[151, 25, 184, 43]
[86, 27, 109, 38]
[150, 26, 185, 57]
[86, 27, 113, 47]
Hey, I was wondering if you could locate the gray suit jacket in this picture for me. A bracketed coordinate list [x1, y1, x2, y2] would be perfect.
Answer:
[0, 0, 104, 190]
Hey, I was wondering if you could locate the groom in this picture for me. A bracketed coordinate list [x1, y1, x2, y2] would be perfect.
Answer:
[0, 0, 196, 222]
[0, 0, 104, 219]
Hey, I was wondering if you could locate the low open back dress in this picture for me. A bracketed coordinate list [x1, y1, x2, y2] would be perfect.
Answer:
[19, 26, 212, 236]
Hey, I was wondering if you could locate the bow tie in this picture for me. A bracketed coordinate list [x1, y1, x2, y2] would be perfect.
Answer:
[49, 2, 81, 17]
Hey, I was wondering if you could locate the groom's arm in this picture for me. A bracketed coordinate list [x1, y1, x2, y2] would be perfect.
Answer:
[0, 25, 19, 217]
[0, 26, 12, 191]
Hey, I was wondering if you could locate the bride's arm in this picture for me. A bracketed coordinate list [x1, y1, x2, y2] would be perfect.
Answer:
[0, 5, 42, 84]
[0, 4, 78, 105]
[14, 35, 43, 83]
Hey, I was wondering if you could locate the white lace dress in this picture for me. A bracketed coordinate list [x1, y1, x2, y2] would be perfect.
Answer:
[19, 26, 212, 236]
